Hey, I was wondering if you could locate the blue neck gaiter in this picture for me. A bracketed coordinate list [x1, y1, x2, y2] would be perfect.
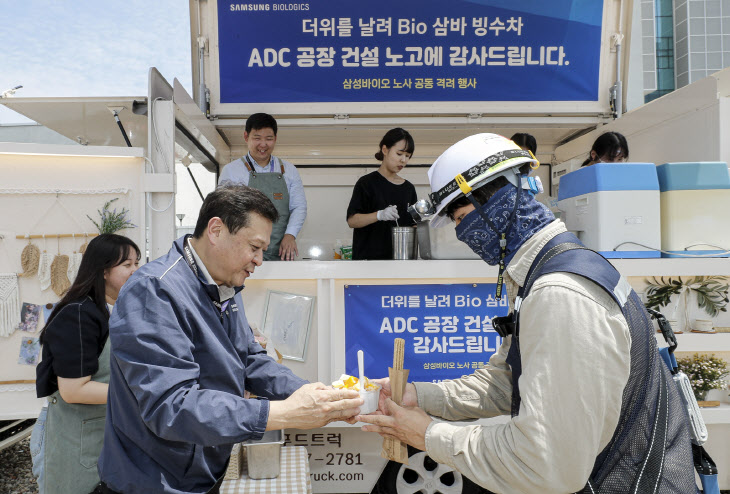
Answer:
[455, 183, 555, 266]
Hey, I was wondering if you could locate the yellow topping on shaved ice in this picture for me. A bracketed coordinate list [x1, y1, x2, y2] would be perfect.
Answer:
[332, 374, 378, 391]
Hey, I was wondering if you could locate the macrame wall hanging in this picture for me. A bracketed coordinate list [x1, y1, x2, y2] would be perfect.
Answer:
[37, 237, 51, 291]
[21, 194, 94, 296]
[18, 239, 40, 278]
[0, 274, 20, 338]
[50, 237, 70, 297]
[2, 189, 128, 299]
[14, 234, 95, 295]
[67, 244, 83, 284]
[78, 236, 89, 254]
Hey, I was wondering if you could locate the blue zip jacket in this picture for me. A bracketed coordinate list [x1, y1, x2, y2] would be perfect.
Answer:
[98, 236, 308, 494]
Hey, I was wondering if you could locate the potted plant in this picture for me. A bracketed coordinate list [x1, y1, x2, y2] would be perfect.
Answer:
[644, 276, 729, 332]
[676, 353, 729, 403]
[87, 198, 136, 234]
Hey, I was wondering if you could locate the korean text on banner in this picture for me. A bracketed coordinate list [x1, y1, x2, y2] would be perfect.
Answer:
[344, 284, 508, 383]
[217, 0, 604, 103]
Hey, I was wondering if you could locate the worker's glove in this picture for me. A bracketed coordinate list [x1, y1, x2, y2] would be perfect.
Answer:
[377, 205, 399, 221]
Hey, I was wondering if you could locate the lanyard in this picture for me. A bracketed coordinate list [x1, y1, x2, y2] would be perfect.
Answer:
[463, 178, 523, 300]
[182, 239, 229, 314]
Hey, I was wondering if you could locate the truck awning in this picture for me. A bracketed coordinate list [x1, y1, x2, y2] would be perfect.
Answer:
[1, 97, 147, 148]
[0, 76, 230, 174]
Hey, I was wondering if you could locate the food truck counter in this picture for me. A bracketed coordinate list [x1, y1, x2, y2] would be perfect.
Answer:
[253, 257, 730, 280]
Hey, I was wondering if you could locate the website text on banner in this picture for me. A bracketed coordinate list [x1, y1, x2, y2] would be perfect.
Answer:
[344, 284, 508, 383]
[217, 0, 603, 103]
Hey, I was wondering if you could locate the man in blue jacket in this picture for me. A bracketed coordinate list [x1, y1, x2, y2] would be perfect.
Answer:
[97, 184, 362, 494]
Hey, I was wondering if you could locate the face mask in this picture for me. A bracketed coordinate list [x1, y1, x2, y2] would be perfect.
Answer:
[455, 182, 555, 266]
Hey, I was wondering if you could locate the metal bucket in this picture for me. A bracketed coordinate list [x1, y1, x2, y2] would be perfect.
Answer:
[242, 429, 284, 479]
[392, 226, 418, 260]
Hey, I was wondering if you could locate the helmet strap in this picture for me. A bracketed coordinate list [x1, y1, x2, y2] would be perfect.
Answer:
[465, 192, 493, 226]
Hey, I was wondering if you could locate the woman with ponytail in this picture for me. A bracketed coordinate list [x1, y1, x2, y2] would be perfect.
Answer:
[346, 127, 418, 259]
[31, 233, 140, 494]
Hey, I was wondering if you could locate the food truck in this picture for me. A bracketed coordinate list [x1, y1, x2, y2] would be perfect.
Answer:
[1, 0, 729, 491]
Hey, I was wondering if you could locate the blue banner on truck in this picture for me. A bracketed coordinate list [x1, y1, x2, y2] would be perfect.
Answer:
[217, 0, 603, 103]
[344, 284, 509, 383]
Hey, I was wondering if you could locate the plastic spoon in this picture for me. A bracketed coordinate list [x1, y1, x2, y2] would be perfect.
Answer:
[357, 350, 365, 389]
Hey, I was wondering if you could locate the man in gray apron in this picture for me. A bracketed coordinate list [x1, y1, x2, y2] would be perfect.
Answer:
[218, 113, 307, 261]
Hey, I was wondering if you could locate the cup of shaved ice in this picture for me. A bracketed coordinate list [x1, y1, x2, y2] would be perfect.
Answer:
[332, 374, 381, 415]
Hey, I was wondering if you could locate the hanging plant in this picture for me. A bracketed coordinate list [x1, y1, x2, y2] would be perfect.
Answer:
[87, 198, 136, 234]
[645, 276, 729, 317]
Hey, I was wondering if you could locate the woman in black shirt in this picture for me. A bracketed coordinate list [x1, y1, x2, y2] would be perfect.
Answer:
[347, 128, 418, 260]
[32, 233, 140, 494]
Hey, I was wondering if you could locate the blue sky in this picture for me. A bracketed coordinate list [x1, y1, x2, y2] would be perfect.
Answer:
[0, 0, 192, 124]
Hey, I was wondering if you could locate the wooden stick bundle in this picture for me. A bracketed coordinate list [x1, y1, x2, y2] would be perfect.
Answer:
[381, 338, 410, 464]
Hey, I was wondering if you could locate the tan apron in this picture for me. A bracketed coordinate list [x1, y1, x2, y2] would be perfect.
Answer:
[244, 156, 291, 261]
[43, 339, 110, 494]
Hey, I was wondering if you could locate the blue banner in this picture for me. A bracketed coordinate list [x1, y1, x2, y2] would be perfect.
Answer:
[217, 0, 603, 103]
[344, 284, 509, 383]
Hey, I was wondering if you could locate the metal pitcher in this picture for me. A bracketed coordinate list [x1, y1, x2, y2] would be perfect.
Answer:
[391, 226, 418, 260]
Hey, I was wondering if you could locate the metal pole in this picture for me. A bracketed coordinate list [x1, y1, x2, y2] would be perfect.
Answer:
[616, 40, 623, 118]
[187, 167, 205, 201]
[614, 0, 624, 118]
[196, 0, 208, 117]
[113, 111, 133, 147]
[198, 43, 207, 116]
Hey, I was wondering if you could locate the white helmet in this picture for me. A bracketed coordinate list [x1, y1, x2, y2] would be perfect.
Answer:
[427, 133, 538, 228]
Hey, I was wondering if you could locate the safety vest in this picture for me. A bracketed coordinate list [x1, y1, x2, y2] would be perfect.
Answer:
[494, 232, 697, 494]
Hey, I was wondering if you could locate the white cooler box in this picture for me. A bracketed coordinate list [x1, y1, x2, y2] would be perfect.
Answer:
[557, 163, 661, 258]
[656, 162, 730, 258]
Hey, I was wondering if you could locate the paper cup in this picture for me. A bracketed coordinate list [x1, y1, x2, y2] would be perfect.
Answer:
[359, 384, 381, 415]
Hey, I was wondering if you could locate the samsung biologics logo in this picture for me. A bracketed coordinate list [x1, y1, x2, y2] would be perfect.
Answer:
[230, 3, 310, 11]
